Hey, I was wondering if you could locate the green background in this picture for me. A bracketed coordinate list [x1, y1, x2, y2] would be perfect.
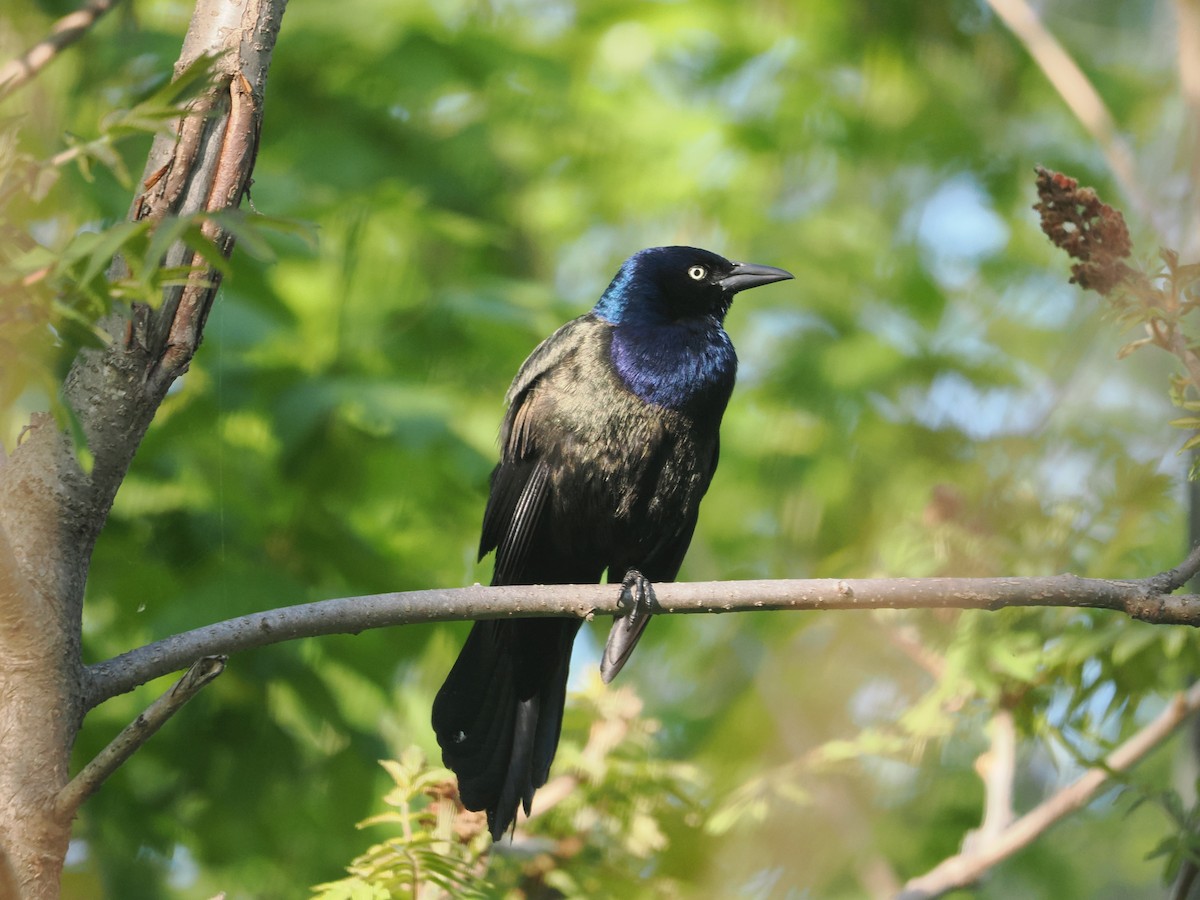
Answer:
[3, 0, 1196, 896]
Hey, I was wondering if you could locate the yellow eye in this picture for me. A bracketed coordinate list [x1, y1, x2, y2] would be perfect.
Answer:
[687, 265, 707, 281]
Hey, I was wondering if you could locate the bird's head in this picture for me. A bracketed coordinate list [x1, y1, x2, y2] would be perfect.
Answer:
[592, 246, 793, 326]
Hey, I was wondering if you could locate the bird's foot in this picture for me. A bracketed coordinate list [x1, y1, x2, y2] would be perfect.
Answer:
[601, 569, 656, 683]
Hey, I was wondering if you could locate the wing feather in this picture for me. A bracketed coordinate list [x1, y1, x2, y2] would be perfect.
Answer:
[480, 316, 603, 580]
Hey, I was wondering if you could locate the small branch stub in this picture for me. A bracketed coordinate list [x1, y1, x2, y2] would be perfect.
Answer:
[57, 655, 226, 817]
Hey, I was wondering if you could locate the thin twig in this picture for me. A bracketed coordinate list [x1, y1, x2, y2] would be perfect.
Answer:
[986, 0, 1163, 236]
[1149, 542, 1200, 594]
[0, 0, 122, 100]
[898, 681, 1200, 899]
[1175, 0, 1200, 258]
[885, 624, 947, 680]
[1180, 0, 1200, 135]
[56, 655, 225, 817]
[83, 563, 1200, 711]
[968, 709, 1017, 848]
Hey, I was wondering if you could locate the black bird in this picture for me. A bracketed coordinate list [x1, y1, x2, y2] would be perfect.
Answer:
[432, 246, 792, 839]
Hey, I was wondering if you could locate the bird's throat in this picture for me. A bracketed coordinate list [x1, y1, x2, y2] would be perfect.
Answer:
[608, 321, 737, 413]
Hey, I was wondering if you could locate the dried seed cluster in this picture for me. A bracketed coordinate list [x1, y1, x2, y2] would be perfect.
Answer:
[1033, 165, 1134, 296]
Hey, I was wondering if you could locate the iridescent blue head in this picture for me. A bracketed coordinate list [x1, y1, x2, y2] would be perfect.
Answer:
[592, 246, 793, 327]
[592, 247, 793, 412]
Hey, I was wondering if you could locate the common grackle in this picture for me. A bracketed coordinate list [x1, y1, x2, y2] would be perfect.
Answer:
[432, 246, 793, 840]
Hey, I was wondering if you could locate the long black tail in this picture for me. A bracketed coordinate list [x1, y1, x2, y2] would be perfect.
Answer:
[432, 618, 580, 839]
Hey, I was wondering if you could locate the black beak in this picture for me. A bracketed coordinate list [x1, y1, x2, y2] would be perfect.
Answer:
[718, 262, 794, 294]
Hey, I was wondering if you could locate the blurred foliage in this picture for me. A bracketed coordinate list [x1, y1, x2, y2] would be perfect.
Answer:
[1, 0, 1197, 897]
[0, 54, 221, 450]
[317, 682, 707, 899]
[1033, 165, 1200, 467]
[311, 748, 491, 900]
[485, 681, 708, 898]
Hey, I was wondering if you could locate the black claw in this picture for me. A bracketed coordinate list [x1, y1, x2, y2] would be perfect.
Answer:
[601, 569, 656, 683]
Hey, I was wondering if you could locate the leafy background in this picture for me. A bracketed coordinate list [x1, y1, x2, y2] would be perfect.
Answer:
[2, 0, 1197, 896]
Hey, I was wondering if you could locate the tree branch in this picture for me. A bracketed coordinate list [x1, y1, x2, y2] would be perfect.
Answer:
[0, 0, 285, 893]
[56, 656, 225, 817]
[1175, 0, 1200, 258]
[898, 680, 1200, 899]
[884, 623, 946, 680]
[965, 709, 1017, 851]
[986, 0, 1163, 235]
[1149, 542, 1200, 594]
[85, 562, 1200, 710]
[1180, 0, 1200, 131]
[0, 0, 122, 101]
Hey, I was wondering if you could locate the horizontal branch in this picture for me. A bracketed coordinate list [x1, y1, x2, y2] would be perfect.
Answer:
[84, 568, 1200, 710]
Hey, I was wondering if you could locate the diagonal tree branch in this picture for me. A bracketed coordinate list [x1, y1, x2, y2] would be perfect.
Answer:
[84, 559, 1200, 711]
[1175, 0, 1200, 259]
[1149, 542, 1200, 594]
[986, 0, 1163, 236]
[898, 680, 1200, 899]
[0, 0, 123, 101]
[55, 656, 225, 818]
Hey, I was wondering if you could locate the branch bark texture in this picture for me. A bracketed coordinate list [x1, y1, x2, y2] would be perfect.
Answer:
[85, 569, 1200, 710]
